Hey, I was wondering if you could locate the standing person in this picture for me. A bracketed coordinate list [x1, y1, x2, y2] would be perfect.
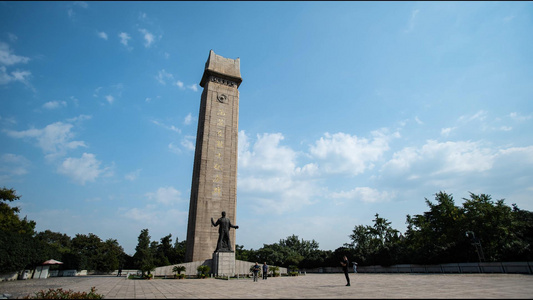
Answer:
[262, 262, 269, 280]
[252, 262, 260, 282]
[340, 255, 350, 286]
[353, 261, 358, 273]
[117, 267, 122, 277]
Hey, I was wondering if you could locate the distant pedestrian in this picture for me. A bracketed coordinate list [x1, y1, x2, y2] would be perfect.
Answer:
[340, 255, 350, 286]
[117, 267, 122, 277]
[262, 262, 269, 280]
[252, 262, 260, 282]
[353, 261, 358, 273]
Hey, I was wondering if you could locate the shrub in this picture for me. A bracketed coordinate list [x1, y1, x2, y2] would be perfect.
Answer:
[270, 265, 280, 277]
[197, 265, 210, 278]
[172, 265, 186, 275]
[23, 287, 103, 299]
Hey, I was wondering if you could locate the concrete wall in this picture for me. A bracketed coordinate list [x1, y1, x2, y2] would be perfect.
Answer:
[0, 271, 18, 282]
[153, 259, 287, 277]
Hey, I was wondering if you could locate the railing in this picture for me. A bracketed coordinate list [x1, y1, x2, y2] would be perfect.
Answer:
[304, 261, 533, 274]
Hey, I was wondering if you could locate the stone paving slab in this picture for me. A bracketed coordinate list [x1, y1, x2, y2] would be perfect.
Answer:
[1, 273, 532, 299]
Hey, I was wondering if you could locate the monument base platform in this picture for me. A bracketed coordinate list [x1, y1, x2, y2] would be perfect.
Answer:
[212, 251, 235, 276]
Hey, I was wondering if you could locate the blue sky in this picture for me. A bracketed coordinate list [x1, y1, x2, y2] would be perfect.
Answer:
[1, 1, 532, 255]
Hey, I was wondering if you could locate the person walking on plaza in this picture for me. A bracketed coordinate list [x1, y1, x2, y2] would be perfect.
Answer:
[252, 262, 260, 282]
[353, 261, 358, 273]
[340, 255, 351, 286]
[262, 262, 269, 280]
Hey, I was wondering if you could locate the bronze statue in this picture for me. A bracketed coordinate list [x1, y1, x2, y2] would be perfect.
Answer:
[211, 211, 238, 252]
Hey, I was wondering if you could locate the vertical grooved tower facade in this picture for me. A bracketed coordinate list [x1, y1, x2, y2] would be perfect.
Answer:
[185, 50, 242, 263]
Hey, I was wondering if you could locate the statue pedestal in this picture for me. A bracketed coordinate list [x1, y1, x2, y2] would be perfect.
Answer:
[212, 251, 235, 276]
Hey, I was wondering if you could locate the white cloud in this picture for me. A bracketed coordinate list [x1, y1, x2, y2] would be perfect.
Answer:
[105, 95, 114, 104]
[459, 110, 488, 123]
[139, 12, 148, 21]
[238, 131, 320, 214]
[139, 28, 155, 47]
[440, 127, 456, 136]
[508, 112, 531, 122]
[98, 31, 108, 40]
[499, 126, 512, 131]
[156, 69, 174, 85]
[331, 187, 395, 203]
[151, 120, 181, 133]
[180, 136, 196, 151]
[184, 113, 194, 125]
[145, 186, 182, 205]
[188, 84, 198, 92]
[239, 132, 297, 175]
[498, 146, 533, 164]
[382, 140, 495, 177]
[3, 121, 87, 159]
[67, 114, 92, 123]
[404, 9, 420, 33]
[125, 169, 141, 181]
[0, 42, 30, 65]
[43, 100, 67, 110]
[93, 86, 102, 97]
[119, 32, 131, 47]
[0, 153, 31, 181]
[168, 142, 181, 154]
[0, 115, 17, 126]
[10, 70, 32, 86]
[175, 80, 184, 89]
[122, 206, 187, 229]
[8, 33, 18, 43]
[154, 69, 196, 90]
[0, 66, 32, 88]
[57, 153, 105, 185]
[74, 1, 88, 8]
[70, 96, 79, 106]
[309, 130, 397, 175]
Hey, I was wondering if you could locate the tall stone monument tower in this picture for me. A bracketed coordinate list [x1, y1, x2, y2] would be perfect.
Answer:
[185, 50, 242, 263]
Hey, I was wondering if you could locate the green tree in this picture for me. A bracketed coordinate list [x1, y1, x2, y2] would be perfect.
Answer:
[98, 239, 123, 273]
[462, 193, 515, 262]
[506, 204, 533, 261]
[403, 192, 467, 264]
[153, 234, 172, 266]
[0, 187, 40, 273]
[0, 187, 36, 235]
[133, 229, 155, 276]
[71, 233, 103, 271]
[348, 213, 400, 265]
[35, 230, 73, 269]
[170, 238, 186, 264]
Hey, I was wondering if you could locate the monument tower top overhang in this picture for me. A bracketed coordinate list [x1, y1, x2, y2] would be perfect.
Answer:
[200, 50, 242, 88]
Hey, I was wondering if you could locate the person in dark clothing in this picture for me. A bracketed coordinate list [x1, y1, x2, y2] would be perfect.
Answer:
[340, 255, 350, 286]
[262, 262, 268, 280]
[252, 262, 260, 282]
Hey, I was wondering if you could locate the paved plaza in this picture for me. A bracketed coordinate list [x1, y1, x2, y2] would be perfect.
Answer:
[1, 273, 532, 299]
